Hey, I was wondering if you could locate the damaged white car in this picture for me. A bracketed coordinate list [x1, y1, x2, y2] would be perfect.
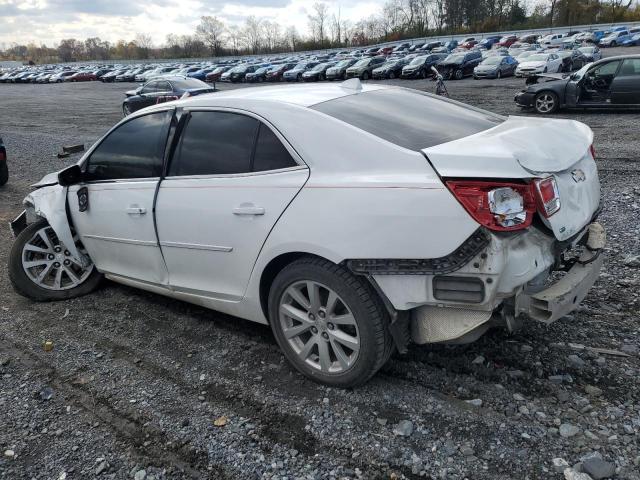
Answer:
[9, 80, 605, 387]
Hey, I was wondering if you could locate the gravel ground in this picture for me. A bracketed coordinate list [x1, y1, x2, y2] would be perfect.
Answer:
[0, 47, 639, 480]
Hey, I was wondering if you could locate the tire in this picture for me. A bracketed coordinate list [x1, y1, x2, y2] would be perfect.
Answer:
[534, 91, 559, 114]
[361, 71, 369, 80]
[496, 69, 502, 79]
[0, 162, 7, 186]
[297, 74, 302, 82]
[454, 69, 464, 80]
[122, 103, 132, 116]
[611, 41, 617, 47]
[389, 71, 396, 79]
[421, 69, 427, 79]
[9, 219, 102, 301]
[268, 257, 394, 388]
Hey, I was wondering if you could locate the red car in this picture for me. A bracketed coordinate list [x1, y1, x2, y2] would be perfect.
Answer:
[497, 35, 518, 48]
[460, 37, 478, 49]
[205, 66, 232, 82]
[265, 63, 297, 82]
[378, 46, 394, 55]
[66, 71, 97, 82]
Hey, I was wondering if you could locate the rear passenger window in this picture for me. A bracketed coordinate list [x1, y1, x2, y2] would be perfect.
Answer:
[169, 111, 258, 176]
[620, 59, 640, 76]
[253, 124, 297, 172]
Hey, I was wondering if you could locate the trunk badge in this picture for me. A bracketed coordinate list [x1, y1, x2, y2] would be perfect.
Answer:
[571, 169, 586, 183]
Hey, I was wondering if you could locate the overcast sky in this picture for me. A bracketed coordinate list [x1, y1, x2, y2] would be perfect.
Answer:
[0, 0, 383, 46]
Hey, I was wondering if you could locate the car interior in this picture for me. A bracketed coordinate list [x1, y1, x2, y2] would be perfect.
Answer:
[580, 60, 621, 102]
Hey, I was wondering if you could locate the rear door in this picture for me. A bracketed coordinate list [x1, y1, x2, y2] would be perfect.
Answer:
[155, 109, 309, 300]
[610, 58, 640, 105]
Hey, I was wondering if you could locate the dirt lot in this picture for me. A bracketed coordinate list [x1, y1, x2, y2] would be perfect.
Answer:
[1, 47, 639, 480]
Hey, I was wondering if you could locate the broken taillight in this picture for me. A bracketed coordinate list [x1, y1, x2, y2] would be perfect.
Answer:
[532, 176, 561, 218]
[446, 181, 536, 231]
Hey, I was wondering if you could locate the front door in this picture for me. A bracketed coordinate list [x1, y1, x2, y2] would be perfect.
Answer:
[579, 59, 621, 104]
[611, 58, 640, 105]
[155, 110, 308, 300]
[68, 110, 173, 284]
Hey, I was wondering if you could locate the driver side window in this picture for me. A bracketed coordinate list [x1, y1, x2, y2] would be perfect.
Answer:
[591, 61, 621, 77]
[141, 82, 158, 94]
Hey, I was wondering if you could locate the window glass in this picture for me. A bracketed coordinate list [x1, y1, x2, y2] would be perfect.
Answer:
[253, 124, 297, 172]
[169, 111, 258, 176]
[86, 112, 168, 180]
[156, 81, 172, 92]
[141, 82, 157, 94]
[592, 61, 621, 76]
[620, 59, 640, 76]
[312, 88, 504, 151]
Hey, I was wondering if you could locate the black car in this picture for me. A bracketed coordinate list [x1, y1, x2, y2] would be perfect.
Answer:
[372, 58, 408, 79]
[245, 66, 273, 83]
[325, 59, 358, 80]
[438, 51, 483, 80]
[0, 136, 7, 186]
[302, 62, 337, 81]
[401, 54, 448, 79]
[122, 76, 215, 116]
[265, 63, 297, 82]
[473, 55, 518, 79]
[515, 55, 640, 114]
[557, 49, 588, 72]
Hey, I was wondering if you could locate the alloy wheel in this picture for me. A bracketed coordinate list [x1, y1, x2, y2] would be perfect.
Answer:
[21, 226, 93, 291]
[279, 280, 360, 374]
[535, 93, 556, 113]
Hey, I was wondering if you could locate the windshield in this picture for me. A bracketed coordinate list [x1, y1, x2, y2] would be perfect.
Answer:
[579, 47, 595, 54]
[353, 59, 370, 67]
[444, 54, 465, 63]
[255, 67, 269, 74]
[526, 54, 549, 62]
[409, 56, 427, 66]
[312, 88, 504, 151]
[171, 78, 210, 89]
[481, 57, 502, 65]
[310, 63, 326, 72]
[570, 63, 592, 81]
[293, 62, 306, 69]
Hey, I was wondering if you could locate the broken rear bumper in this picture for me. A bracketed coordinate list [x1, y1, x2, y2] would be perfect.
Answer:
[515, 222, 606, 324]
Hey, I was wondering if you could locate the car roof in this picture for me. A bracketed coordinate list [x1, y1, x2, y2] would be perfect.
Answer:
[178, 81, 388, 108]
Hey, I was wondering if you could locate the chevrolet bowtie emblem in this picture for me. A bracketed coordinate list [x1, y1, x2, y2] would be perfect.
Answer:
[571, 169, 586, 182]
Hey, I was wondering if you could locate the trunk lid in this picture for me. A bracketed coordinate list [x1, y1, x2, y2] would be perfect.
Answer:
[423, 116, 600, 241]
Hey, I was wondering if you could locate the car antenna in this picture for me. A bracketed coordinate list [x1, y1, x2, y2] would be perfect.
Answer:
[340, 78, 362, 92]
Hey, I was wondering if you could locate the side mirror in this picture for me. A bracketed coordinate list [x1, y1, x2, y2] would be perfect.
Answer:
[58, 165, 83, 186]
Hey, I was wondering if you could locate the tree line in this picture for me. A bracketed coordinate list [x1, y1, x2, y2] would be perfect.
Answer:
[1, 0, 639, 64]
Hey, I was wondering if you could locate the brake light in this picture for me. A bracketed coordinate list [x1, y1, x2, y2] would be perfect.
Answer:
[533, 177, 561, 217]
[446, 181, 536, 231]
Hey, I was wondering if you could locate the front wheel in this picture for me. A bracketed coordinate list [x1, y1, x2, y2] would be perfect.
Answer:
[268, 257, 393, 388]
[8, 220, 102, 301]
[534, 91, 559, 114]
[454, 69, 464, 80]
[496, 70, 502, 79]
[122, 103, 132, 116]
[361, 71, 369, 80]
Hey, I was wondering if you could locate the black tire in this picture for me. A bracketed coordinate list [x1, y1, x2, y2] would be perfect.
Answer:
[122, 103, 132, 116]
[454, 69, 464, 80]
[8, 219, 102, 302]
[319, 73, 325, 81]
[533, 91, 559, 114]
[611, 41, 617, 47]
[296, 74, 302, 82]
[496, 69, 502, 79]
[0, 162, 7, 186]
[361, 71, 369, 80]
[268, 256, 394, 388]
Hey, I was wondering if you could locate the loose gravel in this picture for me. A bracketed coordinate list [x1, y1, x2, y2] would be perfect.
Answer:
[1, 46, 639, 479]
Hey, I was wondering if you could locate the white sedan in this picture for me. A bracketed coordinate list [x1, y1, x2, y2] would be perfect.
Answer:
[9, 80, 605, 387]
[515, 53, 563, 76]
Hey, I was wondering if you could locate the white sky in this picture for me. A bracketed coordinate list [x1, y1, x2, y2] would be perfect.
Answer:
[0, 0, 383, 46]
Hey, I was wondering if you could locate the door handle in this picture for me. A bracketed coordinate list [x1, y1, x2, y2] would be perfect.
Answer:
[233, 205, 265, 216]
[126, 206, 146, 215]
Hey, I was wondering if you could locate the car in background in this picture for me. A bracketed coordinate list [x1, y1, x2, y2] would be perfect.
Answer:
[221, 64, 258, 83]
[49, 71, 76, 83]
[515, 53, 562, 77]
[206, 66, 232, 82]
[246, 66, 273, 83]
[478, 36, 502, 49]
[460, 37, 478, 49]
[345, 56, 386, 80]
[473, 55, 518, 79]
[283, 61, 320, 82]
[408, 42, 425, 52]
[364, 47, 381, 56]
[432, 40, 458, 53]
[420, 41, 443, 52]
[578, 46, 602, 62]
[302, 62, 337, 82]
[122, 76, 215, 115]
[401, 54, 447, 79]
[372, 58, 408, 79]
[599, 30, 630, 47]
[100, 69, 125, 83]
[497, 35, 518, 48]
[326, 59, 357, 80]
[515, 55, 640, 113]
[116, 69, 144, 82]
[9, 81, 606, 388]
[66, 71, 97, 82]
[557, 49, 587, 72]
[438, 51, 482, 79]
[188, 67, 216, 82]
[265, 63, 296, 82]
[519, 34, 540, 44]
[0, 136, 7, 186]
[621, 31, 640, 46]
[540, 33, 565, 47]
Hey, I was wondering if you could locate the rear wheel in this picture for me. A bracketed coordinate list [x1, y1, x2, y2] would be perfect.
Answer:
[122, 103, 132, 116]
[268, 257, 393, 388]
[496, 69, 502, 79]
[8, 220, 102, 301]
[0, 162, 7, 186]
[361, 71, 369, 80]
[534, 91, 559, 114]
[454, 69, 464, 80]
[389, 71, 396, 79]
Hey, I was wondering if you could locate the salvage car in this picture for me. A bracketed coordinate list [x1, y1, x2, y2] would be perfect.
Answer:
[473, 55, 518, 79]
[345, 56, 386, 80]
[302, 62, 337, 82]
[515, 55, 640, 113]
[0, 136, 7, 186]
[515, 53, 563, 77]
[401, 54, 447, 79]
[438, 51, 482, 80]
[122, 76, 215, 115]
[325, 59, 358, 80]
[8, 80, 606, 388]
[283, 62, 320, 82]
[372, 58, 409, 79]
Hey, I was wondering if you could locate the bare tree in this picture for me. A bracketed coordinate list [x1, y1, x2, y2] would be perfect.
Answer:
[285, 25, 300, 51]
[196, 16, 226, 56]
[243, 16, 264, 54]
[308, 2, 330, 46]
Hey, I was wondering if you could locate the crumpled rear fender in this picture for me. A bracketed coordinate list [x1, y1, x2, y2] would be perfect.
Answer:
[22, 185, 84, 262]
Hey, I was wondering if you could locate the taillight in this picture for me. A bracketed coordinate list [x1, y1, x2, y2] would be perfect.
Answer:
[533, 176, 561, 217]
[446, 181, 536, 231]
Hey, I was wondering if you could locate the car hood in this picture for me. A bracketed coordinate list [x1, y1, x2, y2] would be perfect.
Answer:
[423, 115, 597, 241]
[519, 61, 547, 68]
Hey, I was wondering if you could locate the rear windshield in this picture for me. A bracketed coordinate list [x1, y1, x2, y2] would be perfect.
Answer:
[311, 88, 504, 150]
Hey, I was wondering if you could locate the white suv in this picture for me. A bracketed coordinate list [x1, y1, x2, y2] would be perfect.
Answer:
[9, 81, 606, 387]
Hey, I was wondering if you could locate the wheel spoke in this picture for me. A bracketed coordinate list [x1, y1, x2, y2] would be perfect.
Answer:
[288, 286, 311, 310]
[325, 290, 339, 316]
[329, 313, 356, 326]
[306, 281, 320, 312]
[24, 244, 51, 254]
[282, 322, 312, 339]
[317, 340, 331, 372]
[329, 338, 352, 370]
[329, 329, 360, 353]
[280, 304, 312, 324]
[63, 265, 80, 285]
[23, 259, 51, 269]
[36, 263, 54, 282]
[37, 230, 54, 251]
[298, 337, 317, 361]
[52, 267, 63, 289]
